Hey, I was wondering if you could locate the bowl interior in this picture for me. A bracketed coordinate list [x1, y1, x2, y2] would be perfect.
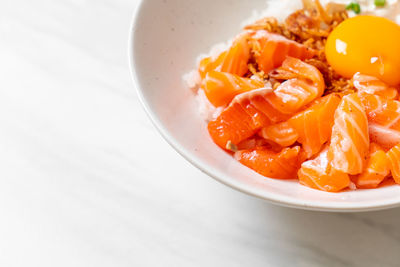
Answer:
[130, 0, 400, 211]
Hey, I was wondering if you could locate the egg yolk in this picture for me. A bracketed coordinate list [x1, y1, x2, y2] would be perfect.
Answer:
[326, 15, 400, 86]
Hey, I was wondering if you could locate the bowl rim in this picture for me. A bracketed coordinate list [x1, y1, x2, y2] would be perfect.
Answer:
[128, 0, 400, 212]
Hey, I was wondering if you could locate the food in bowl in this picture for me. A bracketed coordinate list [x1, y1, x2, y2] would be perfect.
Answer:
[185, 0, 400, 192]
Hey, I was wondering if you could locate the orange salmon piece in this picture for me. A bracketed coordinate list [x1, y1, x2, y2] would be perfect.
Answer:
[242, 102, 270, 128]
[362, 95, 400, 149]
[387, 144, 400, 184]
[203, 71, 264, 107]
[248, 92, 291, 123]
[235, 146, 301, 179]
[198, 51, 227, 79]
[272, 57, 325, 114]
[239, 57, 325, 117]
[289, 94, 341, 158]
[354, 143, 390, 189]
[236, 137, 269, 151]
[220, 33, 250, 76]
[251, 31, 316, 73]
[198, 33, 250, 80]
[259, 121, 298, 147]
[207, 102, 268, 149]
[328, 93, 369, 175]
[298, 148, 350, 192]
[208, 58, 324, 149]
[353, 73, 398, 100]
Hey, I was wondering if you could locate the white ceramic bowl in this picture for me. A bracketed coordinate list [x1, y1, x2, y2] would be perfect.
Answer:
[129, 0, 400, 212]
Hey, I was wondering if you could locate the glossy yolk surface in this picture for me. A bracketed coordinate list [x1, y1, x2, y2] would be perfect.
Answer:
[326, 15, 400, 86]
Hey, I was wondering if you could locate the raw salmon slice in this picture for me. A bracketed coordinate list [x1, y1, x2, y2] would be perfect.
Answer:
[362, 95, 400, 149]
[220, 33, 251, 76]
[250, 31, 317, 74]
[203, 71, 264, 107]
[242, 102, 271, 128]
[259, 121, 298, 147]
[236, 57, 325, 117]
[328, 93, 369, 175]
[271, 57, 325, 114]
[387, 144, 400, 184]
[354, 143, 390, 189]
[247, 91, 291, 123]
[363, 95, 400, 127]
[198, 33, 250, 79]
[289, 93, 341, 158]
[198, 51, 228, 79]
[353, 73, 398, 100]
[208, 58, 325, 148]
[298, 147, 350, 192]
[235, 146, 301, 179]
[208, 102, 269, 149]
[236, 137, 270, 151]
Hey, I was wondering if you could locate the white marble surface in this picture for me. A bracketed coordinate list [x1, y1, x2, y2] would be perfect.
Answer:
[1, 0, 400, 266]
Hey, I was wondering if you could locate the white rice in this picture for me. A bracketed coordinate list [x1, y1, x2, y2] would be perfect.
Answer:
[241, 0, 303, 26]
[184, 0, 400, 121]
[182, 70, 201, 90]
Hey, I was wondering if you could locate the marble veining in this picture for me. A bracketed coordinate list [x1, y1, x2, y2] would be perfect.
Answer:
[1, 0, 400, 266]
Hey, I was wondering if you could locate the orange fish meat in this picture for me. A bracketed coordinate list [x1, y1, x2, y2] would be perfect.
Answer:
[259, 121, 298, 147]
[353, 72, 399, 100]
[235, 146, 301, 179]
[270, 57, 325, 114]
[220, 33, 251, 76]
[362, 95, 400, 149]
[387, 144, 400, 184]
[289, 93, 341, 158]
[251, 30, 317, 74]
[208, 102, 269, 149]
[198, 33, 250, 80]
[198, 51, 228, 79]
[203, 71, 264, 107]
[298, 147, 351, 192]
[354, 143, 390, 189]
[328, 93, 369, 175]
[236, 137, 270, 151]
[208, 57, 325, 149]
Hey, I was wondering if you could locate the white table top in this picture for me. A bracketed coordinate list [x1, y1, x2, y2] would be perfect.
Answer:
[1, 0, 400, 266]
